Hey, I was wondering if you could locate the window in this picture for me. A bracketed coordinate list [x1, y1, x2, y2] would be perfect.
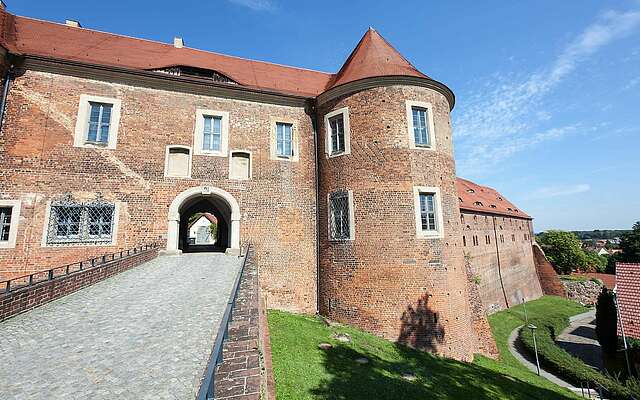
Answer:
[202, 116, 222, 152]
[485, 235, 491, 245]
[463, 235, 467, 247]
[0, 200, 20, 248]
[74, 95, 122, 149]
[473, 235, 479, 246]
[413, 187, 444, 238]
[0, 207, 11, 242]
[44, 196, 117, 246]
[406, 101, 436, 150]
[328, 190, 354, 241]
[193, 109, 229, 156]
[324, 107, 350, 157]
[165, 146, 192, 178]
[512, 234, 516, 242]
[500, 234, 504, 243]
[276, 123, 293, 158]
[230, 151, 251, 180]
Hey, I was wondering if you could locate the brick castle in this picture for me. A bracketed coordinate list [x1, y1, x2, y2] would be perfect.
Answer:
[0, 6, 543, 360]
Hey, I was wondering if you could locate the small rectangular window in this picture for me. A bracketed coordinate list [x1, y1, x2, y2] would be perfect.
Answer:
[419, 193, 438, 232]
[202, 116, 222, 152]
[329, 191, 351, 240]
[329, 114, 345, 155]
[276, 123, 293, 158]
[412, 107, 430, 147]
[87, 102, 112, 144]
[462, 236, 467, 247]
[0, 207, 12, 241]
[87, 206, 114, 238]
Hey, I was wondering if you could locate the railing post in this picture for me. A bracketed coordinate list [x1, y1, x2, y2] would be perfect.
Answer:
[120, 250, 123, 259]
[66, 265, 70, 275]
[6, 280, 10, 293]
[28, 274, 33, 286]
[48, 270, 53, 281]
[102, 255, 106, 264]
[79, 261, 83, 271]
[92, 258, 96, 267]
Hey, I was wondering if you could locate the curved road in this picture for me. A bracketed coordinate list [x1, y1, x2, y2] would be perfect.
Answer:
[0, 253, 241, 400]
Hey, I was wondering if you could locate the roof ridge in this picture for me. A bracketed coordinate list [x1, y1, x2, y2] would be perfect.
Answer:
[13, 13, 335, 76]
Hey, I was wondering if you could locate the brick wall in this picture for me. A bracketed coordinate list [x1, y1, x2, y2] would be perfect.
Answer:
[532, 243, 566, 297]
[461, 211, 543, 313]
[0, 70, 317, 313]
[317, 85, 492, 361]
[0, 246, 157, 321]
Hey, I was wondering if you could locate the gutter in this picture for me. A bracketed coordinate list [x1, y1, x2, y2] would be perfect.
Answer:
[310, 102, 321, 315]
[0, 64, 12, 134]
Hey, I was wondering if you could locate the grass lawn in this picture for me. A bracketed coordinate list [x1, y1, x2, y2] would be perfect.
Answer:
[268, 296, 588, 399]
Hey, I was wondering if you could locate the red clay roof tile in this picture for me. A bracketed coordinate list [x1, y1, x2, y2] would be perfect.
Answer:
[616, 263, 640, 340]
[456, 177, 531, 219]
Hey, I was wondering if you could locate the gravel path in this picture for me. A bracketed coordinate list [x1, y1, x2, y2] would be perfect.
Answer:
[0, 253, 241, 400]
[556, 309, 602, 370]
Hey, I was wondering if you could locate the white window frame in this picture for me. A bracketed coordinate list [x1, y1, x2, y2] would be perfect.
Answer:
[270, 117, 299, 162]
[324, 107, 351, 158]
[229, 150, 253, 180]
[413, 186, 444, 239]
[193, 109, 229, 157]
[40, 200, 121, 247]
[164, 145, 193, 179]
[73, 94, 122, 150]
[406, 100, 436, 151]
[327, 190, 355, 241]
[0, 200, 21, 249]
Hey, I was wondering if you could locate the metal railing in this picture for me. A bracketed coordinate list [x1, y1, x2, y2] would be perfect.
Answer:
[198, 244, 251, 400]
[0, 243, 158, 295]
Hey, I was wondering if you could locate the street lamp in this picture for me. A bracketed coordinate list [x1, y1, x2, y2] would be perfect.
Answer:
[612, 288, 633, 377]
[528, 323, 541, 376]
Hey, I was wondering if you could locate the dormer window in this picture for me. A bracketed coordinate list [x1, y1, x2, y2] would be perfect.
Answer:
[490, 205, 497, 209]
[467, 189, 475, 193]
[152, 66, 237, 84]
[474, 201, 483, 207]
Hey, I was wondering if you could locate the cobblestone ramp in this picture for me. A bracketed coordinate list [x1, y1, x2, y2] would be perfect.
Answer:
[0, 253, 242, 400]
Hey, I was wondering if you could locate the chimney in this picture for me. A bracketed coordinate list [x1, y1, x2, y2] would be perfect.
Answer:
[173, 37, 184, 49]
[65, 19, 81, 28]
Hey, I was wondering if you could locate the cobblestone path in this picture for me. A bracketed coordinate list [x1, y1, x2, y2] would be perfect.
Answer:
[0, 253, 242, 400]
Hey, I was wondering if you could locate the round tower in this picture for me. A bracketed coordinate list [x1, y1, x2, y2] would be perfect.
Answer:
[316, 28, 491, 361]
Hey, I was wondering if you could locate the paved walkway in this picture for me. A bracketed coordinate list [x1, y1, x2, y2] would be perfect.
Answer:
[0, 253, 242, 400]
[556, 310, 602, 370]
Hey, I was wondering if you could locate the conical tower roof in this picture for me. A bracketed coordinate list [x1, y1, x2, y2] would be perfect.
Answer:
[328, 28, 428, 89]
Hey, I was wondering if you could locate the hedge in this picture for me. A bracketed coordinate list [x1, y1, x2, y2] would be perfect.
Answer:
[519, 315, 638, 399]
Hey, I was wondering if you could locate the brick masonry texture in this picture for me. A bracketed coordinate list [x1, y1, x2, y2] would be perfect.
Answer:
[214, 247, 263, 400]
[461, 211, 543, 313]
[0, 70, 318, 313]
[317, 85, 493, 361]
[532, 243, 567, 298]
[0, 246, 157, 321]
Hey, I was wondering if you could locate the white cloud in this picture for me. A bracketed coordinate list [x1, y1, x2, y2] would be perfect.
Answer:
[454, 9, 640, 177]
[530, 184, 591, 199]
[227, 0, 275, 11]
[624, 76, 640, 90]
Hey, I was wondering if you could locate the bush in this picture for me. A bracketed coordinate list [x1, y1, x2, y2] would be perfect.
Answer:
[519, 315, 633, 399]
[596, 288, 618, 355]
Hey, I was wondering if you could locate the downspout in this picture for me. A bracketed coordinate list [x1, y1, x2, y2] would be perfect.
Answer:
[492, 215, 510, 308]
[0, 65, 13, 134]
[310, 101, 321, 315]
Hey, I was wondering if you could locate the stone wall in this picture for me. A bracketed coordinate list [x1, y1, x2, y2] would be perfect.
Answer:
[461, 211, 543, 313]
[317, 85, 493, 361]
[562, 279, 603, 306]
[0, 70, 318, 313]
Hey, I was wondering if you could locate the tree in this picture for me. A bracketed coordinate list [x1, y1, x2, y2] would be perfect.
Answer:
[595, 288, 618, 356]
[537, 230, 587, 274]
[584, 251, 608, 273]
[619, 221, 640, 263]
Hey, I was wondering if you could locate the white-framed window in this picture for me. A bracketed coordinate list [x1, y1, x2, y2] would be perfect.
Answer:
[324, 107, 351, 157]
[164, 145, 192, 178]
[41, 196, 120, 247]
[413, 186, 444, 239]
[193, 109, 229, 156]
[406, 101, 436, 150]
[270, 118, 299, 162]
[229, 150, 252, 180]
[0, 200, 21, 249]
[73, 94, 122, 149]
[328, 190, 355, 241]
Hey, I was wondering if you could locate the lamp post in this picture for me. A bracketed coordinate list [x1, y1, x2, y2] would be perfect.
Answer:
[528, 324, 541, 376]
[612, 288, 632, 377]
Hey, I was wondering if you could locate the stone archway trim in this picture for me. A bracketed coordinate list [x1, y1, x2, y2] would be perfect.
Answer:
[166, 186, 240, 254]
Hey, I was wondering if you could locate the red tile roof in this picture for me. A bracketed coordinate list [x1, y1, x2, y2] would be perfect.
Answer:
[0, 9, 440, 98]
[616, 263, 640, 340]
[328, 28, 428, 89]
[456, 177, 531, 219]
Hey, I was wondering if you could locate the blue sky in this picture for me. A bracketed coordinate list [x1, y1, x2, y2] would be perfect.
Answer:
[10, 0, 640, 231]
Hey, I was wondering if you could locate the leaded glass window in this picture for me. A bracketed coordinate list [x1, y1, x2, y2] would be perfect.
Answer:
[0, 207, 11, 242]
[329, 191, 351, 240]
[202, 115, 222, 151]
[419, 193, 437, 232]
[276, 122, 293, 157]
[329, 115, 345, 155]
[87, 102, 113, 143]
[47, 196, 115, 245]
[412, 107, 430, 147]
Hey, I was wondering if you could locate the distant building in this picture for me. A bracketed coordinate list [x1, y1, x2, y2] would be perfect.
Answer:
[598, 248, 610, 256]
[188, 213, 217, 245]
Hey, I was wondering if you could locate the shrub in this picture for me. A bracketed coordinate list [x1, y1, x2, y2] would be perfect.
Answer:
[596, 288, 618, 355]
[519, 315, 632, 399]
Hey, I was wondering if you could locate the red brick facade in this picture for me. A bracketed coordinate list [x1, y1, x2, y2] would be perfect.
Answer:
[0, 10, 546, 361]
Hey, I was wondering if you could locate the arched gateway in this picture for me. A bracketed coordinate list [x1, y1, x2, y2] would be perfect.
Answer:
[166, 186, 241, 255]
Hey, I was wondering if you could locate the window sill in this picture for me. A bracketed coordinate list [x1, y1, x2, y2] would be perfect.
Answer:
[193, 150, 227, 157]
[327, 151, 348, 159]
[411, 145, 436, 151]
[416, 231, 444, 239]
[164, 174, 192, 179]
[328, 237, 355, 242]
